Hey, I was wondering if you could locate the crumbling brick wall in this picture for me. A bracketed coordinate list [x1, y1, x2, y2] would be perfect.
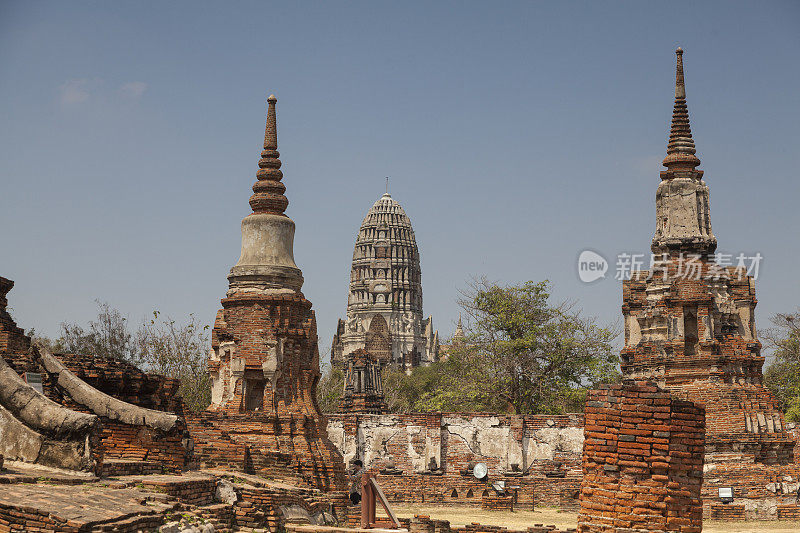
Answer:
[0, 277, 191, 472]
[34, 350, 193, 471]
[700, 461, 800, 519]
[327, 412, 584, 509]
[187, 411, 344, 491]
[50, 352, 183, 414]
[578, 381, 705, 533]
[622, 264, 796, 465]
[38, 349, 192, 472]
[0, 277, 34, 374]
[200, 286, 348, 493]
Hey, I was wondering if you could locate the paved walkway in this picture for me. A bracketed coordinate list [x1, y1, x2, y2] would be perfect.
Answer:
[0, 483, 176, 527]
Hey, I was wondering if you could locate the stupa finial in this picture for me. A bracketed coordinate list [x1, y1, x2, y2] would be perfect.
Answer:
[249, 94, 288, 215]
[662, 47, 700, 172]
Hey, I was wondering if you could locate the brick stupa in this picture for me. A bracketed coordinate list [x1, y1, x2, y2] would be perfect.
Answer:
[621, 49, 796, 464]
[193, 95, 347, 492]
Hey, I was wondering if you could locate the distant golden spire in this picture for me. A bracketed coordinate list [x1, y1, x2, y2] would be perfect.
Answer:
[662, 48, 701, 173]
[249, 94, 288, 215]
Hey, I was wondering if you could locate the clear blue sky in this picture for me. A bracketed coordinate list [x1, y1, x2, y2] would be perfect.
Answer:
[2, 1, 798, 360]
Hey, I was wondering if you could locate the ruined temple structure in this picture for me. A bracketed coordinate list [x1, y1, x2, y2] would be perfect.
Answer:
[192, 95, 348, 493]
[339, 348, 387, 414]
[0, 276, 193, 476]
[621, 48, 799, 517]
[330, 192, 439, 371]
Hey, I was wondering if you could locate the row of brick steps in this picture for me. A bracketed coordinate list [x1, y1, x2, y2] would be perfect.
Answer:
[101, 459, 163, 477]
[0, 460, 346, 532]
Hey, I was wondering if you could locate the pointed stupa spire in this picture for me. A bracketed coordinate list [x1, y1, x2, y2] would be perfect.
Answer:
[662, 48, 701, 172]
[651, 48, 716, 256]
[454, 314, 465, 340]
[230, 94, 303, 292]
[249, 94, 288, 215]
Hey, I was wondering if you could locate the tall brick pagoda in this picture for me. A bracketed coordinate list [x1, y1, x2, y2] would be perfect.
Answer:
[198, 95, 347, 492]
[621, 49, 796, 464]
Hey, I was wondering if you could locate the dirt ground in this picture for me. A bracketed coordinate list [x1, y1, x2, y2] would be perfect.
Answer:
[385, 504, 800, 533]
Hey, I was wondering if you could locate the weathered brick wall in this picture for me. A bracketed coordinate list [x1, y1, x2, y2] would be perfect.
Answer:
[701, 461, 800, 519]
[203, 290, 348, 494]
[96, 420, 189, 471]
[136, 475, 218, 506]
[777, 504, 800, 519]
[49, 352, 183, 414]
[578, 381, 705, 533]
[34, 355, 192, 471]
[233, 483, 348, 531]
[327, 412, 584, 509]
[326, 409, 797, 518]
[481, 493, 514, 511]
[187, 410, 345, 492]
[0, 277, 34, 375]
[709, 503, 745, 520]
[0, 277, 191, 473]
[622, 263, 797, 465]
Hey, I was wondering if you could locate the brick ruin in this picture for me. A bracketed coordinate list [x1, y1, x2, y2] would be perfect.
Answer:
[0, 271, 350, 529]
[188, 95, 348, 495]
[0, 276, 191, 475]
[0, 48, 798, 531]
[620, 48, 799, 519]
[339, 349, 388, 414]
[578, 381, 705, 533]
[320, 47, 800, 524]
[0, 96, 355, 532]
[327, 413, 585, 510]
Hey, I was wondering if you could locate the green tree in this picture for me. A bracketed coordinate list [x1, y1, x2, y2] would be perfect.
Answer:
[136, 311, 212, 412]
[316, 364, 345, 413]
[763, 310, 800, 422]
[388, 279, 620, 414]
[33, 302, 213, 412]
[56, 301, 138, 364]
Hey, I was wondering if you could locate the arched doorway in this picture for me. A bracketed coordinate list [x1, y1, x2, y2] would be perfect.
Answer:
[365, 314, 392, 364]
